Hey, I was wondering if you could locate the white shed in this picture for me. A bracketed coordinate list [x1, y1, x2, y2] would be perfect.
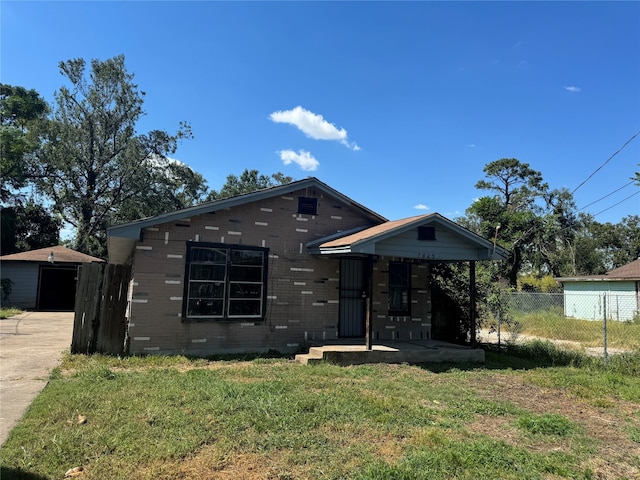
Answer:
[555, 259, 640, 321]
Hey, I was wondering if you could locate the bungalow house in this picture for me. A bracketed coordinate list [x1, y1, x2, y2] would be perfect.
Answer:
[107, 177, 508, 356]
[555, 259, 640, 321]
[0, 245, 104, 310]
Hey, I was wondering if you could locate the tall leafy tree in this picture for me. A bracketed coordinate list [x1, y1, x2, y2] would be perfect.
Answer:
[113, 155, 209, 224]
[0, 84, 48, 202]
[208, 169, 293, 200]
[581, 214, 640, 270]
[34, 55, 199, 257]
[465, 158, 549, 286]
[0, 200, 61, 254]
[532, 187, 579, 277]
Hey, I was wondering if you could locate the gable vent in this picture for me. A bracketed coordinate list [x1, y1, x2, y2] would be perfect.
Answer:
[418, 226, 436, 241]
[298, 196, 318, 215]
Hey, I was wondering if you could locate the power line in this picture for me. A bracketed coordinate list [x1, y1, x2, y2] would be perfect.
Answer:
[593, 190, 640, 217]
[578, 180, 635, 211]
[571, 130, 640, 194]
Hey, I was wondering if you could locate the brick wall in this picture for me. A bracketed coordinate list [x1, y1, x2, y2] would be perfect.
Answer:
[370, 261, 433, 341]
[127, 187, 376, 355]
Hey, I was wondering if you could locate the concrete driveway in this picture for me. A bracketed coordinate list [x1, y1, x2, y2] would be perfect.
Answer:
[0, 311, 74, 446]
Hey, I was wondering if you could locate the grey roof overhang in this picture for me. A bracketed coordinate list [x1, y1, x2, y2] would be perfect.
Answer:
[307, 213, 510, 262]
[107, 177, 387, 264]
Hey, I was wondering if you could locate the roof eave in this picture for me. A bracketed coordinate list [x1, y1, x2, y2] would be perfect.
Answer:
[108, 177, 387, 241]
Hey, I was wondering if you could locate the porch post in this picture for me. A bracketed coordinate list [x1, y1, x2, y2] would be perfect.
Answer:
[365, 254, 374, 350]
[469, 260, 477, 348]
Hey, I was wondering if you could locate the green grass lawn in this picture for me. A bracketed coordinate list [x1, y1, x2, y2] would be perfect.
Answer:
[1, 347, 639, 479]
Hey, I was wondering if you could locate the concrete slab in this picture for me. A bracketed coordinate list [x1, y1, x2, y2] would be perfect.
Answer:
[295, 340, 485, 366]
[0, 311, 74, 446]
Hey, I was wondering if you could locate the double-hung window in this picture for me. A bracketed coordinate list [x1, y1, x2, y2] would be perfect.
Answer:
[388, 262, 411, 315]
[184, 242, 268, 320]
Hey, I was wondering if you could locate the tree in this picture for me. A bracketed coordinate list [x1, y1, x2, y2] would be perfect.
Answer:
[578, 214, 640, 271]
[474, 158, 547, 212]
[532, 187, 579, 277]
[34, 55, 196, 257]
[0, 200, 61, 254]
[208, 169, 293, 200]
[0, 84, 48, 202]
[113, 155, 209, 224]
[466, 158, 550, 286]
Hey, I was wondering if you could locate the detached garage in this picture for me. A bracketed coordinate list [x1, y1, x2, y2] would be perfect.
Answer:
[555, 259, 640, 321]
[0, 245, 103, 311]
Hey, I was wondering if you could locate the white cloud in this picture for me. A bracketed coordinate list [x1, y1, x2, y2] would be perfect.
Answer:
[564, 85, 581, 93]
[269, 106, 359, 150]
[414, 203, 430, 211]
[467, 143, 476, 148]
[277, 149, 319, 171]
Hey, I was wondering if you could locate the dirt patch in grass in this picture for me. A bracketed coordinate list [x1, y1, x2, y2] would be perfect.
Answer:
[118, 448, 300, 480]
[466, 373, 640, 479]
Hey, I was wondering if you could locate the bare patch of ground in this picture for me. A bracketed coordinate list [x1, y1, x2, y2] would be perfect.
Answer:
[466, 373, 640, 479]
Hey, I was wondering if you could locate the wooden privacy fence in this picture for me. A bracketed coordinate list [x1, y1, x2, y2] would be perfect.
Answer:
[71, 262, 132, 356]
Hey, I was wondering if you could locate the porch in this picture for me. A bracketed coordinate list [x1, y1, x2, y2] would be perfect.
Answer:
[294, 339, 485, 366]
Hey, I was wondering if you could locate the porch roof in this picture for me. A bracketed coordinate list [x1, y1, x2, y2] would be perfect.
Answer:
[307, 213, 509, 262]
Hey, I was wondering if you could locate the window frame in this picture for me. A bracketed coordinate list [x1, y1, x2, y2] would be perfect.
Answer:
[183, 242, 268, 321]
[388, 261, 411, 316]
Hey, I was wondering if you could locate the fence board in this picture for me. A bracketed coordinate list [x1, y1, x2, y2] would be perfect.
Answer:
[72, 262, 131, 355]
[95, 264, 131, 355]
[72, 263, 104, 353]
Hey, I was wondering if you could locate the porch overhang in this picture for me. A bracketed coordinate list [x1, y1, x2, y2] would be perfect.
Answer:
[307, 213, 509, 262]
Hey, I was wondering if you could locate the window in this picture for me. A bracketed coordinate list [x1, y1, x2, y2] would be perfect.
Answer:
[298, 196, 318, 215]
[388, 262, 410, 315]
[184, 242, 268, 319]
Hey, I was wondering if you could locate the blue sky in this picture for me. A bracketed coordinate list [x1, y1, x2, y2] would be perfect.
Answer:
[2, 1, 639, 225]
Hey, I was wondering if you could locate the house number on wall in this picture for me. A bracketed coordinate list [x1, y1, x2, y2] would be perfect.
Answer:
[417, 252, 436, 259]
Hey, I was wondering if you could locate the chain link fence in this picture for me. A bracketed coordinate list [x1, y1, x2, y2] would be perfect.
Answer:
[479, 291, 640, 356]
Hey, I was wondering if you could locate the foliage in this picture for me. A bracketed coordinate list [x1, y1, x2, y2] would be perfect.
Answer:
[601, 214, 640, 268]
[32, 55, 196, 257]
[517, 274, 561, 293]
[0, 84, 48, 203]
[207, 169, 293, 200]
[455, 157, 639, 329]
[0, 307, 22, 319]
[474, 158, 548, 210]
[2, 356, 638, 479]
[111, 155, 209, 224]
[465, 158, 553, 286]
[0, 201, 61, 254]
[1, 278, 13, 301]
[429, 262, 473, 344]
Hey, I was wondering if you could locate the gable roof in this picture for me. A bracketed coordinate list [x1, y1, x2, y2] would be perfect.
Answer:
[607, 258, 640, 279]
[107, 177, 387, 264]
[308, 213, 510, 261]
[0, 245, 104, 264]
[555, 258, 640, 282]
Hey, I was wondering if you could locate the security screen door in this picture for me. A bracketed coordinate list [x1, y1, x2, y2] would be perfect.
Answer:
[339, 258, 365, 337]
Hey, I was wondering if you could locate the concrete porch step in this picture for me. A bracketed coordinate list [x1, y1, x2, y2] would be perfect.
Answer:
[294, 347, 330, 365]
[294, 342, 485, 366]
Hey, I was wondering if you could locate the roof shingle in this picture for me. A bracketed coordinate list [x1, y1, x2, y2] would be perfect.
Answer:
[0, 245, 104, 264]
